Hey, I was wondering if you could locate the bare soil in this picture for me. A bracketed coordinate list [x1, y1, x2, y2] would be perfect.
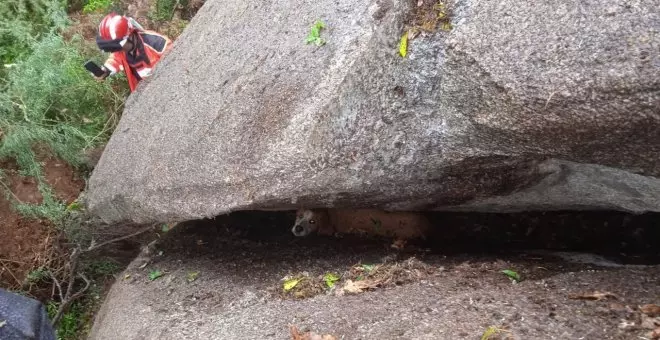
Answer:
[0, 159, 84, 292]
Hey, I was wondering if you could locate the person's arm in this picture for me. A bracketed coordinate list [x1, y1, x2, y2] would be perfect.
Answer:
[99, 52, 123, 80]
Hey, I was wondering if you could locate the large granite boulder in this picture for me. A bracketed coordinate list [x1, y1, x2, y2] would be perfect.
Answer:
[87, 0, 660, 224]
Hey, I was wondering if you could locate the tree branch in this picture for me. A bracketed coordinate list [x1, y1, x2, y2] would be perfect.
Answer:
[84, 224, 156, 253]
[50, 223, 157, 327]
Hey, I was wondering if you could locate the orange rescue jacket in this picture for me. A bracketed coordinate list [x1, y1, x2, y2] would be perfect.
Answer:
[103, 30, 172, 92]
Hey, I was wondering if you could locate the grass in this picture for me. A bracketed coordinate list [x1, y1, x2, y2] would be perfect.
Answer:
[0, 33, 128, 223]
[0, 0, 68, 66]
[152, 0, 180, 22]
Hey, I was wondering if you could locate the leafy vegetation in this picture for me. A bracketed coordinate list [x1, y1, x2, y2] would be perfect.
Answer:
[305, 20, 326, 46]
[323, 273, 340, 288]
[82, 0, 114, 13]
[148, 269, 164, 281]
[152, 0, 179, 22]
[0, 0, 68, 66]
[501, 269, 521, 282]
[47, 300, 85, 340]
[0, 33, 127, 222]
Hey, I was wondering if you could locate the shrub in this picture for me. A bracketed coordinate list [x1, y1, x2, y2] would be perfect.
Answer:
[0, 0, 68, 65]
[82, 0, 113, 14]
[1, 34, 127, 173]
[0, 33, 128, 221]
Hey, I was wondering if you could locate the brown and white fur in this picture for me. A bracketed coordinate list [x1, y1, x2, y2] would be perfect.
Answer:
[292, 209, 430, 240]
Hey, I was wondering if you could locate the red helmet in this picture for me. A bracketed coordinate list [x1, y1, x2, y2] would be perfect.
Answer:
[98, 13, 131, 40]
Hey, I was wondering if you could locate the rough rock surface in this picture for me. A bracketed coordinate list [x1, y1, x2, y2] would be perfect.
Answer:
[87, 0, 660, 223]
[88, 222, 660, 340]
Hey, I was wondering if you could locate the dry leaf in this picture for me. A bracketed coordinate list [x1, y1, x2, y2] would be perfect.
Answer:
[641, 304, 660, 317]
[641, 314, 660, 330]
[650, 327, 660, 340]
[289, 325, 337, 340]
[342, 279, 380, 294]
[290, 325, 304, 340]
[568, 291, 618, 301]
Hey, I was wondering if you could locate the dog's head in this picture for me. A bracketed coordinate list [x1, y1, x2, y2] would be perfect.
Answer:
[292, 209, 320, 236]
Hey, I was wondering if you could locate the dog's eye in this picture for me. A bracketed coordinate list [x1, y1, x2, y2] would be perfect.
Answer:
[309, 219, 315, 224]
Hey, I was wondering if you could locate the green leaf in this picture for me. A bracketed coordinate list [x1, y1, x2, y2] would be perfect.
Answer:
[283, 278, 301, 291]
[501, 269, 520, 282]
[148, 270, 164, 281]
[481, 326, 502, 340]
[399, 31, 408, 57]
[305, 20, 326, 46]
[323, 273, 340, 288]
[65, 200, 81, 211]
[361, 264, 375, 272]
[187, 271, 199, 282]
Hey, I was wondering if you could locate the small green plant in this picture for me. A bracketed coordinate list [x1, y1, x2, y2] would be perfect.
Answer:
[26, 267, 50, 284]
[481, 326, 511, 340]
[82, 0, 113, 14]
[85, 260, 121, 277]
[186, 271, 199, 282]
[305, 20, 326, 46]
[148, 270, 164, 281]
[501, 269, 521, 282]
[323, 273, 340, 288]
[47, 301, 85, 340]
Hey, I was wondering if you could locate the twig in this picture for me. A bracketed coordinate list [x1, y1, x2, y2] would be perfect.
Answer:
[0, 179, 24, 204]
[52, 274, 64, 303]
[50, 223, 156, 327]
[84, 224, 156, 253]
[543, 91, 556, 110]
[51, 248, 80, 326]
[51, 273, 90, 326]
[0, 258, 27, 265]
[0, 262, 22, 287]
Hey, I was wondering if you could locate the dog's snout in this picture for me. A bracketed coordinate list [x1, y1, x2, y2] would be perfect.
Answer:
[294, 225, 304, 234]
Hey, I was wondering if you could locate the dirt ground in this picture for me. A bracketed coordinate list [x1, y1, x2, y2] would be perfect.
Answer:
[90, 212, 660, 340]
[0, 159, 84, 292]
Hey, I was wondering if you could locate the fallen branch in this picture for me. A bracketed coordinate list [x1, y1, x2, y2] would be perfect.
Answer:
[50, 224, 157, 327]
[84, 224, 156, 253]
